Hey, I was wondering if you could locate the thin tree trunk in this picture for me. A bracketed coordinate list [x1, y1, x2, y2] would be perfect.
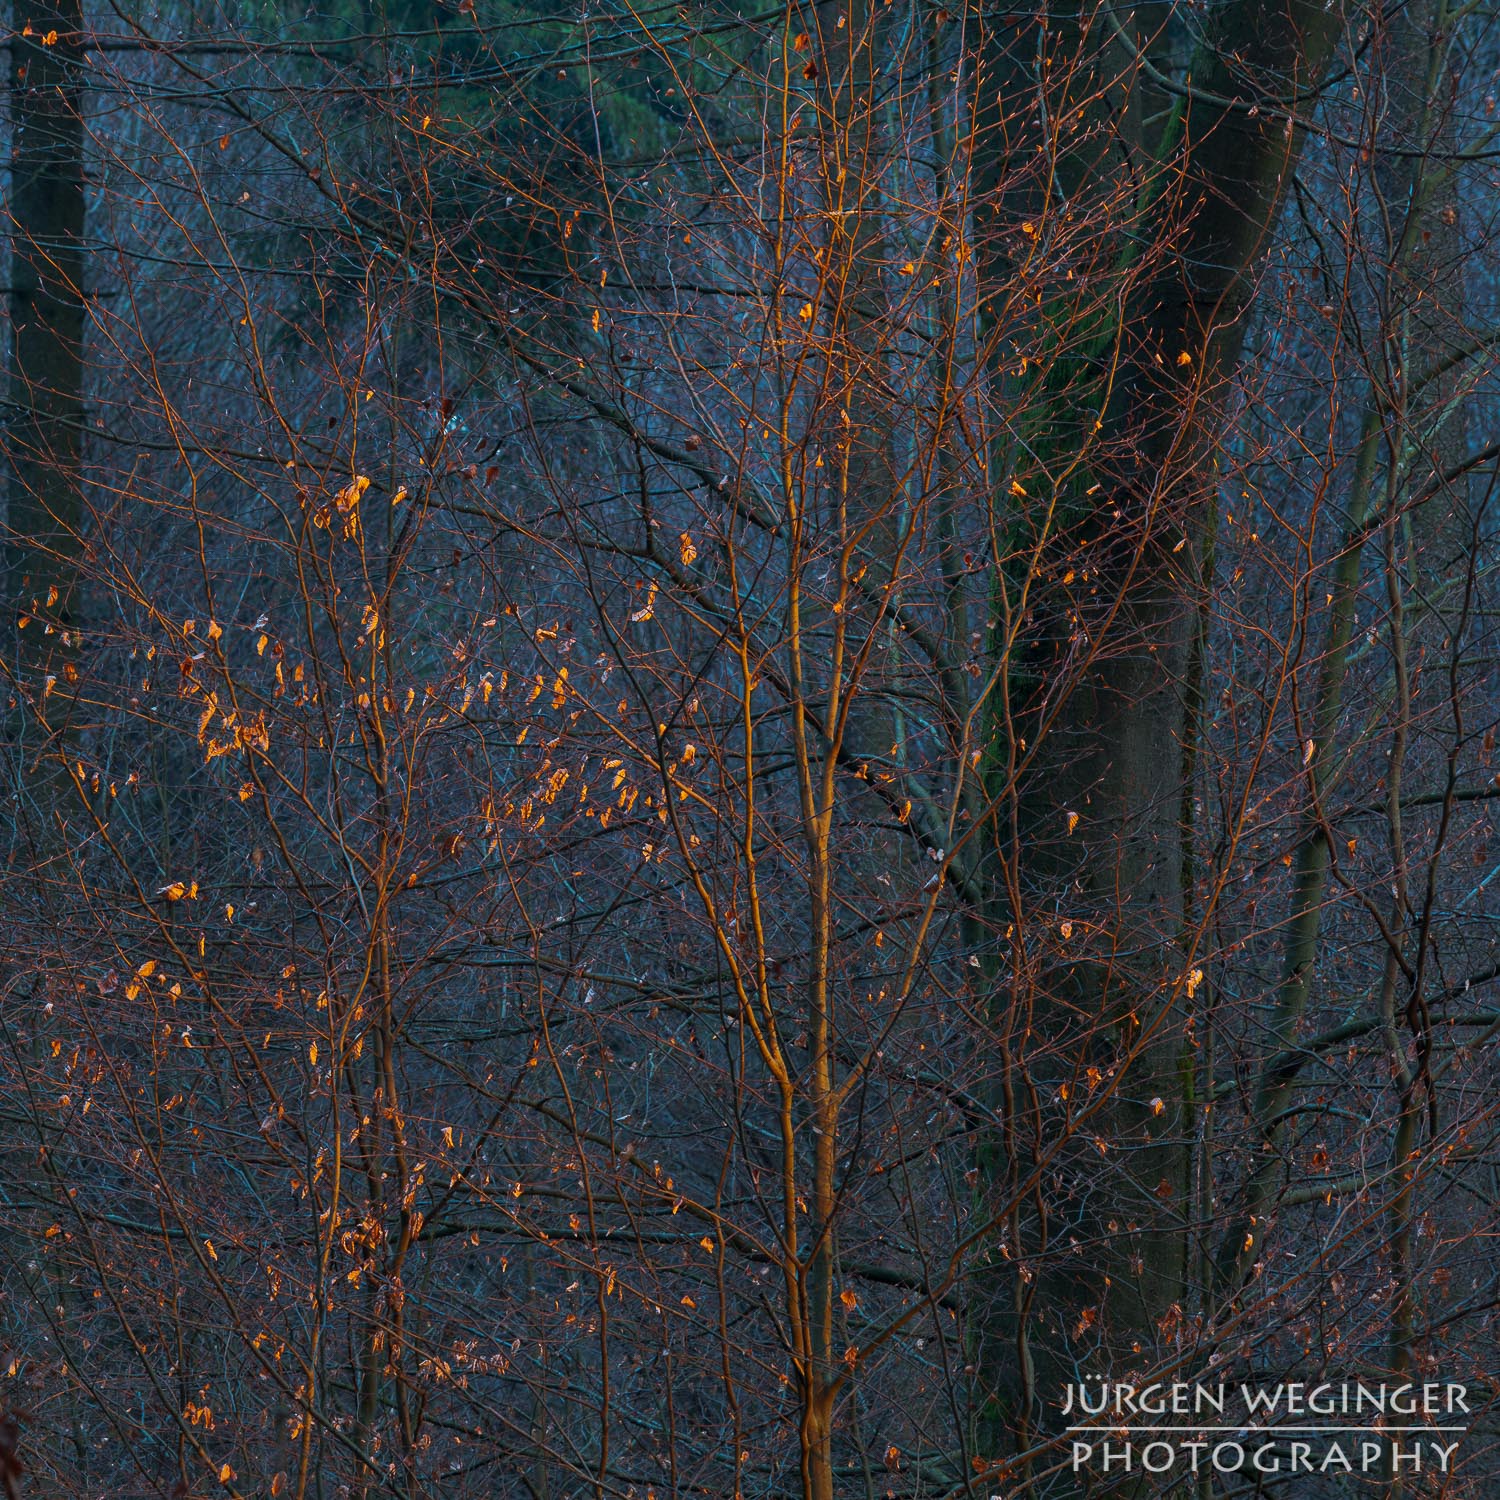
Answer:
[794, 5, 887, 1493]
[1213, 0, 1469, 1314]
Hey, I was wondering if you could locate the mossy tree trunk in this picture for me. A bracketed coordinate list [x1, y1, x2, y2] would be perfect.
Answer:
[969, 0, 1342, 1470]
[6, 0, 85, 632]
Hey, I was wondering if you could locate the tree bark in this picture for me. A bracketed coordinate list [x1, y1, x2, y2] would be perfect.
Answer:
[1213, 0, 1470, 1316]
[970, 0, 1341, 1465]
[6, 0, 85, 628]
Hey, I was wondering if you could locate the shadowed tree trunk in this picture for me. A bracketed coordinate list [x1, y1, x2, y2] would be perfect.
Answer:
[2, 0, 86, 1462]
[1208, 16, 1473, 1494]
[1215, 0, 1471, 1282]
[6, 0, 85, 631]
[969, 0, 1342, 1467]
[2, 0, 86, 887]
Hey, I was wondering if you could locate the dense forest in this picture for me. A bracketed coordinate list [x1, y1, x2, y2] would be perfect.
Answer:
[1, 0, 1498, 1494]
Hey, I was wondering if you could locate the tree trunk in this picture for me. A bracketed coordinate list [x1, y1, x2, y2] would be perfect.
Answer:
[6, 0, 85, 628]
[970, 0, 1341, 1465]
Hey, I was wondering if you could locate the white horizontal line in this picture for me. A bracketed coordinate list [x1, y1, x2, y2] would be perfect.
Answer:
[1064, 1426, 1466, 1434]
